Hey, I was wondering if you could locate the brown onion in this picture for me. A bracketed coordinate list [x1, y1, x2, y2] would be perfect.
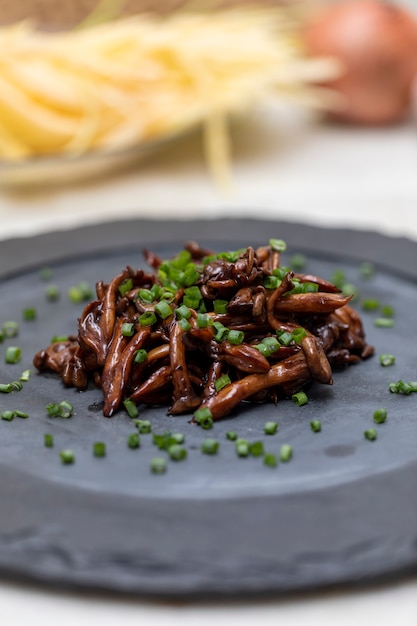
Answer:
[302, 0, 417, 124]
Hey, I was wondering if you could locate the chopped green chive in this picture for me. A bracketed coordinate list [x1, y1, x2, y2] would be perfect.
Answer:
[389, 380, 413, 395]
[1, 410, 14, 421]
[253, 343, 271, 357]
[138, 311, 157, 326]
[51, 335, 69, 343]
[264, 453, 278, 468]
[127, 432, 140, 449]
[119, 278, 133, 297]
[44, 433, 54, 447]
[250, 441, 264, 457]
[361, 298, 380, 312]
[5, 346, 21, 364]
[264, 421, 278, 435]
[133, 419, 152, 434]
[150, 457, 167, 474]
[364, 428, 377, 441]
[46, 403, 60, 417]
[178, 318, 191, 332]
[22, 308, 37, 321]
[235, 438, 250, 457]
[379, 354, 395, 367]
[310, 420, 322, 433]
[45, 285, 60, 301]
[123, 398, 139, 418]
[277, 330, 293, 347]
[196, 313, 209, 328]
[93, 442, 106, 457]
[359, 262, 375, 279]
[154, 300, 172, 319]
[263, 275, 281, 290]
[133, 349, 148, 364]
[168, 444, 187, 461]
[214, 374, 231, 393]
[289, 254, 306, 270]
[59, 450, 75, 464]
[10, 380, 23, 391]
[20, 369, 31, 382]
[40, 267, 53, 281]
[373, 408, 387, 424]
[381, 304, 394, 318]
[68, 281, 93, 303]
[138, 288, 153, 303]
[2, 321, 19, 338]
[227, 329, 244, 345]
[0, 383, 13, 393]
[226, 431, 238, 441]
[213, 322, 228, 342]
[194, 407, 213, 429]
[292, 391, 308, 407]
[269, 238, 287, 252]
[121, 322, 135, 337]
[15, 410, 29, 418]
[213, 299, 228, 314]
[176, 304, 192, 319]
[201, 438, 219, 455]
[374, 317, 394, 328]
[279, 444, 293, 462]
[57, 400, 73, 418]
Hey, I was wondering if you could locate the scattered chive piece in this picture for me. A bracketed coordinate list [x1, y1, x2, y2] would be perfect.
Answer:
[121, 322, 135, 337]
[227, 329, 244, 345]
[133, 349, 148, 364]
[0, 383, 13, 393]
[15, 410, 29, 418]
[22, 308, 37, 321]
[214, 374, 231, 393]
[44, 433, 54, 447]
[1, 410, 14, 421]
[254, 343, 271, 357]
[123, 398, 139, 418]
[68, 281, 93, 303]
[178, 318, 191, 332]
[3, 321, 19, 338]
[59, 449, 75, 464]
[250, 441, 264, 457]
[119, 278, 133, 298]
[379, 354, 395, 367]
[150, 457, 167, 474]
[10, 381, 23, 391]
[127, 432, 140, 449]
[93, 442, 106, 457]
[279, 444, 293, 462]
[46, 403, 60, 417]
[20, 369, 31, 382]
[176, 304, 191, 319]
[359, 262, 375, 279]
[291, 328, 308, 345]
[196, 313, 209, 328]
[235, 438, 250, 457]
[263, 275, 280, 290]
[226, 431, 238, 441]
[269, 238, 287, 252]
[361, 298, 380, 312]
[409, 382, 417, 392]
[292, 391, 308, 407]
[374, 317, 394, 328]
[45, 285, 60, 301]
[194, 407, 213, 430]
[364, 428, 377, 441]
[277, 331, 293, 347]
[201, 438, 219, 455]
[390, 380, 413, 395]
[154, 300, 172, 320]
[171, 433, 185, 444]
[289, 254, 306, 270]
[51, 335, 69, 343]
[5, 346, 21, 364]
[39, 267, 53, 281]
[264, 421, 278, 435]
[310, 420, 322, 433]
[381, 304, 394, 318]
[373, 408, 387, 424]
[138, 311, 157, 327]
[264, 453, 278, 468]
[138, 289, 153, 303]
[133, 419, 152, 434]
[0, 330, 3, 342]
[213, 299, 228, 314]
[58, 400, 73, 418]
[168, 444, 187, 461]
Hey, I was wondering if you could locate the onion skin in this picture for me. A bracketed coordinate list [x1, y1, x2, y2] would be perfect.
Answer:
[302, 0, 417, 125]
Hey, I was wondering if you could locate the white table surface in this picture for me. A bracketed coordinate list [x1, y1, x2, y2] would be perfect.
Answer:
[0, 107, 416, 625]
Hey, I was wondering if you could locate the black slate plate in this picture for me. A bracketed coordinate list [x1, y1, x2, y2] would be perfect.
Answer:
[0, 218, 416, 597]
